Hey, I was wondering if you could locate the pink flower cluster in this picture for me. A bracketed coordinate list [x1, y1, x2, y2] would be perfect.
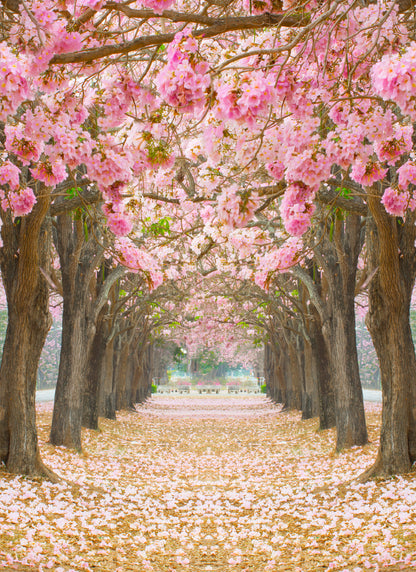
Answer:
[216, 187, 259, 229]
[285, 149, 332, 191]
[371, 43, 416, 120]
[350, 160, 388, 186]
[1, 187, 37, 217]
[30, 159, 67, 187]
[373, 125, 413, 166]
[98, 77, 153, 130]
[254, 237, 303, 289]
[140, 0, 175, 14]
[216, 72, 275, 127]
[5, 124, 43, 165]
[0, 160, 20, 190]
[156, 30, 210, 114]
[106, 211, 133, 237]
[398, 161, 416, 189]
[0, 43, 31, 121]
[280, 184, 316, 236]
[86, 136, 132, 198]
[381, 187, 410, 217]
[116, 238, 163, 290]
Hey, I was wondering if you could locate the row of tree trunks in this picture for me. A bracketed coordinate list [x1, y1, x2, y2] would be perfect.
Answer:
[264, 325, 320, 420]
[321, 215, 368, 450]
[49, 213, 104, 450]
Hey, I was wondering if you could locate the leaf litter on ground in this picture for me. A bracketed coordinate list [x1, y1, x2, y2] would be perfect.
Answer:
[0, 396, 415, 572]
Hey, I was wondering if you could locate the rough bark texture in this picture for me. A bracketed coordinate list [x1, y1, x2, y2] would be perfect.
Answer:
[0, 195, 56, 479]
[99, 337, 117, 420]
[301, 339, 319, 420]
[309, 312, 336, 430]
[82, 305, 108, 430]
[50, 214, 103, 450]
[321, 215, 368, 450]
[363, 196, 416, 477]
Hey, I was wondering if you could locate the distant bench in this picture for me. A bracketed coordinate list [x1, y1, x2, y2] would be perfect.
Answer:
[197, 385, 220, 394]
[228, 386, 260, 394]
[157, 385, 190, 394]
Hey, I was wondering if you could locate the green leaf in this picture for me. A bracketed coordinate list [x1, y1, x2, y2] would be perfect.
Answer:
[149, 217, 171, 237]
[329, 219, 334, 242]
[65, 186, 82, 200]
[335, 186, 352, 199]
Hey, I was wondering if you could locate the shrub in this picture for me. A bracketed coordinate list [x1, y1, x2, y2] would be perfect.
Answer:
[151, 383, 157, 394]
[260, 384, 267, 394]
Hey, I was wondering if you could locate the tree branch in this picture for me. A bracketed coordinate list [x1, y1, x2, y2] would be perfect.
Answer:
[51, 12, 309, 64]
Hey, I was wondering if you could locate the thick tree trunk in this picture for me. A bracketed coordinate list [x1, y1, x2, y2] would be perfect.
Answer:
[363, 201, 416, 477]
[115, 334, 131, 410]
[301, 339, 319, 420]
[0, 197, 56, 479]
[309, 313, 336, 430]
[50, 294, 88, 450]
[320, 215, 368, 449]
[82, 307, 108, 430]
[286, 340, 302, 410]
[328, 292, 367, 449]
[99, 337, 117, 420]
[50, 213, 102, 450]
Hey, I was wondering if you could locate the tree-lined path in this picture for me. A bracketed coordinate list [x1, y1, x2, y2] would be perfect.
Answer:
[0, 395, 415, 571]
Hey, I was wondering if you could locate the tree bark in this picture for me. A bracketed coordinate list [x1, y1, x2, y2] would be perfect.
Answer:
[0, 195, 56, 479]
[50, 213, 103, 450]
[309, 311, 336, 430]
[322, 215, 368, 450]
[363, 197, 416, 477]
[82, 305, 108, 429]
[99, 336, 117, 420]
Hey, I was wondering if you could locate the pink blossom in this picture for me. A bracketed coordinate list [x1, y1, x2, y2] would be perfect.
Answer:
[350, 160, 388, 186]
[0, 160, 21, 190]
[371, 43, 416, 120]
[280, 183, 316, 236]
[156, 30, 209, 114]
[6, 187, 37, 216]
[266, 160, 285, 181]
[5, 124, 43, 165]
[140, 0, 175, 14]
[30, 159, 67, 187]
[106, 211, 133, 236]
[53, 31, 83, 55]
[216, 72, 275, 126]
[0, 43, 31, 120]
[373, 125, 413, 166]
[381, 187, 409, 216]
[397, 161, 416, 189]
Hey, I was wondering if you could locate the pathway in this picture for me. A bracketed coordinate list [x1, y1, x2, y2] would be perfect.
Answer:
[1, 395, 415, 571]
[35, 388, 384, 403]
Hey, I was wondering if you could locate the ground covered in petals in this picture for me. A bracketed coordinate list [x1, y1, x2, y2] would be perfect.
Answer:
[1, 396, 416, 572]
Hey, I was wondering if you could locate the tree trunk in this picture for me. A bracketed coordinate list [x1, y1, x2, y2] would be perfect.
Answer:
[319, 215, 368, 449]
[99, 337, 117, 420]
[301, 339, 319, 420]
[50, 213, 103, 450]
[82, 306, 108, 430]
[309, 313, 336, 430]
[115, 333, 131, 410]
[363, 200, 416, 477]
[0, 196, 56, 479]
